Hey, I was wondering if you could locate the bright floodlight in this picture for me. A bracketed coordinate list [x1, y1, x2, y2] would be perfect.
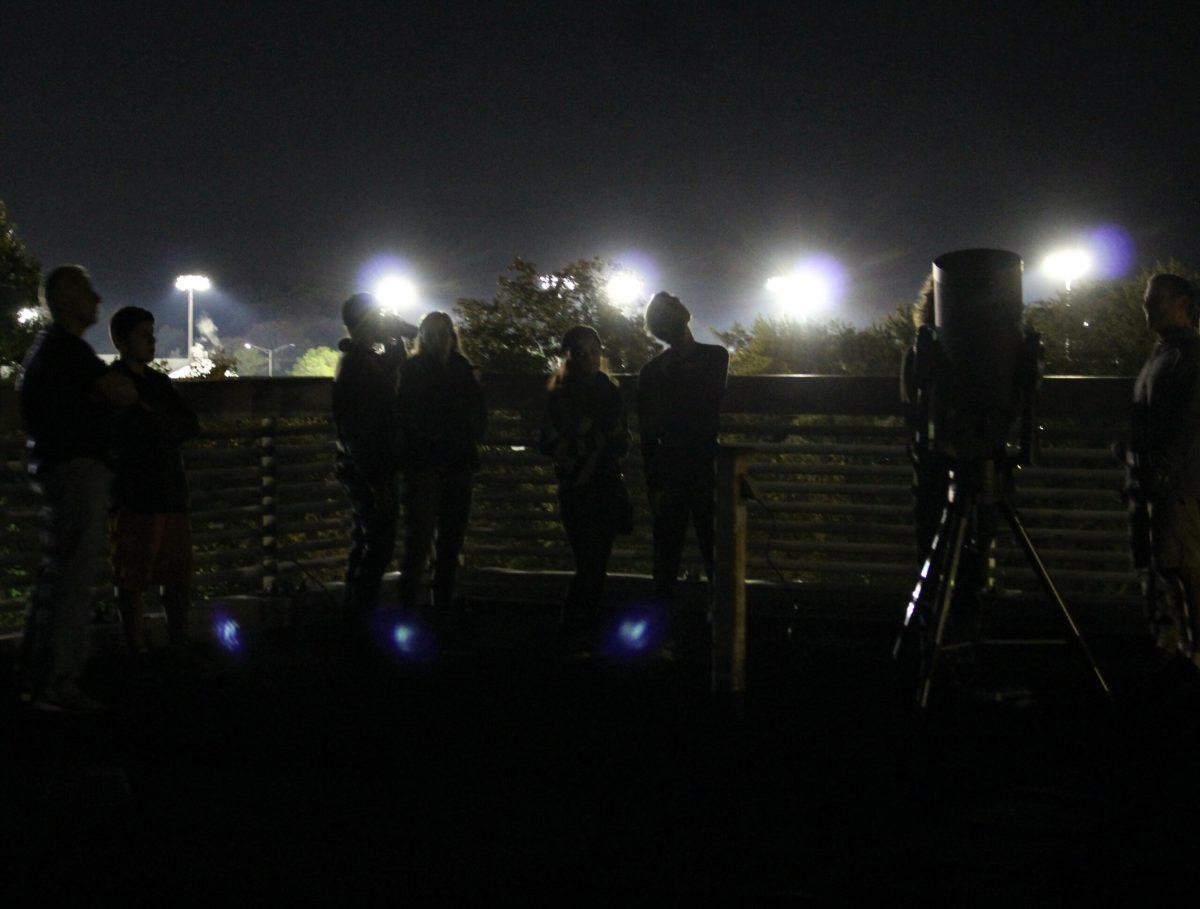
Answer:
[765, 268, 835, 317]
[17, 307, 41, 325]
[605, 271, 645, 307]
[1043, 249, 1092, 291]
[175, 274, 211, 292]
[375, 274, 418, 313]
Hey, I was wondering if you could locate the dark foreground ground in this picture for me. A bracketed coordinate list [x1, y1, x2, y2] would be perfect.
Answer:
[2, 598, 1198, 901]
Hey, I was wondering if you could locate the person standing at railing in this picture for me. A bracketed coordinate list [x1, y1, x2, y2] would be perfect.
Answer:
[107, 306, 199, 654]
[638, 292, 729, 611]
[1129, 273, 1200, 666]
[901, 274, 952, 563]
[397, 312, 486, 622]
[540, 326, 632, 649]
[17, 265, 138, 713]
[333, 293, 412, 628]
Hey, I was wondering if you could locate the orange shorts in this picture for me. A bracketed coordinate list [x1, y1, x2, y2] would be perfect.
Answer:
[111, 511, 194, 591]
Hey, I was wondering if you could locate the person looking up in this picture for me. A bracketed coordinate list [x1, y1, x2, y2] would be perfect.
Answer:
[637, 291, 728, 607]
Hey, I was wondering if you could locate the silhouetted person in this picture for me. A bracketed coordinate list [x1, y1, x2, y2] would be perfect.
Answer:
[901, 274, 952, 561]
[397, 312, 486, 617]
[108, 306, 199, 652]
[333, 293, 408, 626]
[1130, 273, 1200, 662]
[540, 326, 632, 644]
[18, 265, 137, 712]
[638, 291, 729, 602]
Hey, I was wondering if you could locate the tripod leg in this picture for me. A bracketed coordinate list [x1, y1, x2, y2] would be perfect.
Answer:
[1001, 500, 1112, 698]
[919, 504, 970, 710]
[896, 495, 957, 655]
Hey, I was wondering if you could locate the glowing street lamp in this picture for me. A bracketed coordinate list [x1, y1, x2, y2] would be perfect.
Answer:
[243, 341, 295, 377]
[1043, 249, 1092, 293]
[374, 274, 418, 314]
[175, 274, 212, 363]
[605, 271, 645, 310]
[765, 267, 837, 319]
[16, 307, 42, 326]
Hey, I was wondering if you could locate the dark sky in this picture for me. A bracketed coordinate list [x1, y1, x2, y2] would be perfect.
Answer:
[3, 1, 1199, 347]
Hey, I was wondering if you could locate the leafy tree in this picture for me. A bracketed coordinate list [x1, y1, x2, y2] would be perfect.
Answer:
[290, 346, 340, 377]
[455, 258, 661, 374]
[714, 309, 910, 377]
[0, 199, 43, 377]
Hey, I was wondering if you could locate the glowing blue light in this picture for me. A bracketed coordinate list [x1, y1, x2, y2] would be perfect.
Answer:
[392, 622, 416, 653]
[619, 619, 649, 649]
[217, 617, 241, 652]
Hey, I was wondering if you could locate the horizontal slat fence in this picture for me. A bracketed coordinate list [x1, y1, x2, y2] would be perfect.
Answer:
[0, 374, 1137, 630]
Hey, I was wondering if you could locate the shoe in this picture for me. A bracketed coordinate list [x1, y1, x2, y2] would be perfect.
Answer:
[30, 681, 106, 715]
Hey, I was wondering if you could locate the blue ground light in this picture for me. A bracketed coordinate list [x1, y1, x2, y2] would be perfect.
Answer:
[211, 607, 246, 662]
[598, 602, 669, 660]
[371, 608, 438, 662]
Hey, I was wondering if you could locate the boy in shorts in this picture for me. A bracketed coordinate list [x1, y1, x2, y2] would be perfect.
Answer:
[108, 306, 199, 652]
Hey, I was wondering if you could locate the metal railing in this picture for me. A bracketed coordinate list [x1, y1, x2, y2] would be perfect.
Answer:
[0, 374, 1137, 629]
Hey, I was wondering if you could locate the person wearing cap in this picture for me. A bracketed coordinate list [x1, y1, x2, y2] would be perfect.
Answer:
[539, 325, 632, 647]
[333, 293, 410, 626]
[637, 292, 729, 607]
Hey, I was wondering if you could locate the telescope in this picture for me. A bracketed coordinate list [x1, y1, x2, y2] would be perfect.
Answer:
[895, 249, 1109, 708]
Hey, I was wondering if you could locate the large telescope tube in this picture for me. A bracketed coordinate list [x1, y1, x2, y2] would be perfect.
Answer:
[932, 248, 1025, 454]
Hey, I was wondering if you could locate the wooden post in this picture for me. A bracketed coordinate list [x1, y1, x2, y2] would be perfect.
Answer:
[713, 446, 748, 693]
[259, 416, 278, 595]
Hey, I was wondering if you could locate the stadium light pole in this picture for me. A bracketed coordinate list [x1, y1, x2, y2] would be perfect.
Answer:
[175, 274, 212, 364]
[243, 341, 295, 377]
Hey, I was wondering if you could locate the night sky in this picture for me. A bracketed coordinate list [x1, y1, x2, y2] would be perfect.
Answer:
[3, 1, 1198, 350]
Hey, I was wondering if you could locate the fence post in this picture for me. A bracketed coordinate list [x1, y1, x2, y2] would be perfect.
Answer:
[712, 445, 748, 694]
[259, 416, 278, 595]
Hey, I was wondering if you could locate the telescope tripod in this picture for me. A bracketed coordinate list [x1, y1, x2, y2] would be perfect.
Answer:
[895, 457, 1111, 709]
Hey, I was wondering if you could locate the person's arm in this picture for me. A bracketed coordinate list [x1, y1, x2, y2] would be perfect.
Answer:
[465, 362, 487, 444]
[157, 374, 200, 443]
[602, 380, 630, 460]
[91, 369, 138, 408]
[538, 390, 569, 461]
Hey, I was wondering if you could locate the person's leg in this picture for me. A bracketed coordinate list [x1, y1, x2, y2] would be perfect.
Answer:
[341, 477, 371, 612]
[342, 476, 399, 621]
[155, 514, 193, 646]
[689, 458, 718, 583]
[27, 459, 111, 700]
[652, 480, 691, 600]
[117, 588, 147, 652]
[432, 471, 473, 611]
[400, 469, 439, 610]
[162, 585, 190, 646]
[112, 509, 153, 653]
